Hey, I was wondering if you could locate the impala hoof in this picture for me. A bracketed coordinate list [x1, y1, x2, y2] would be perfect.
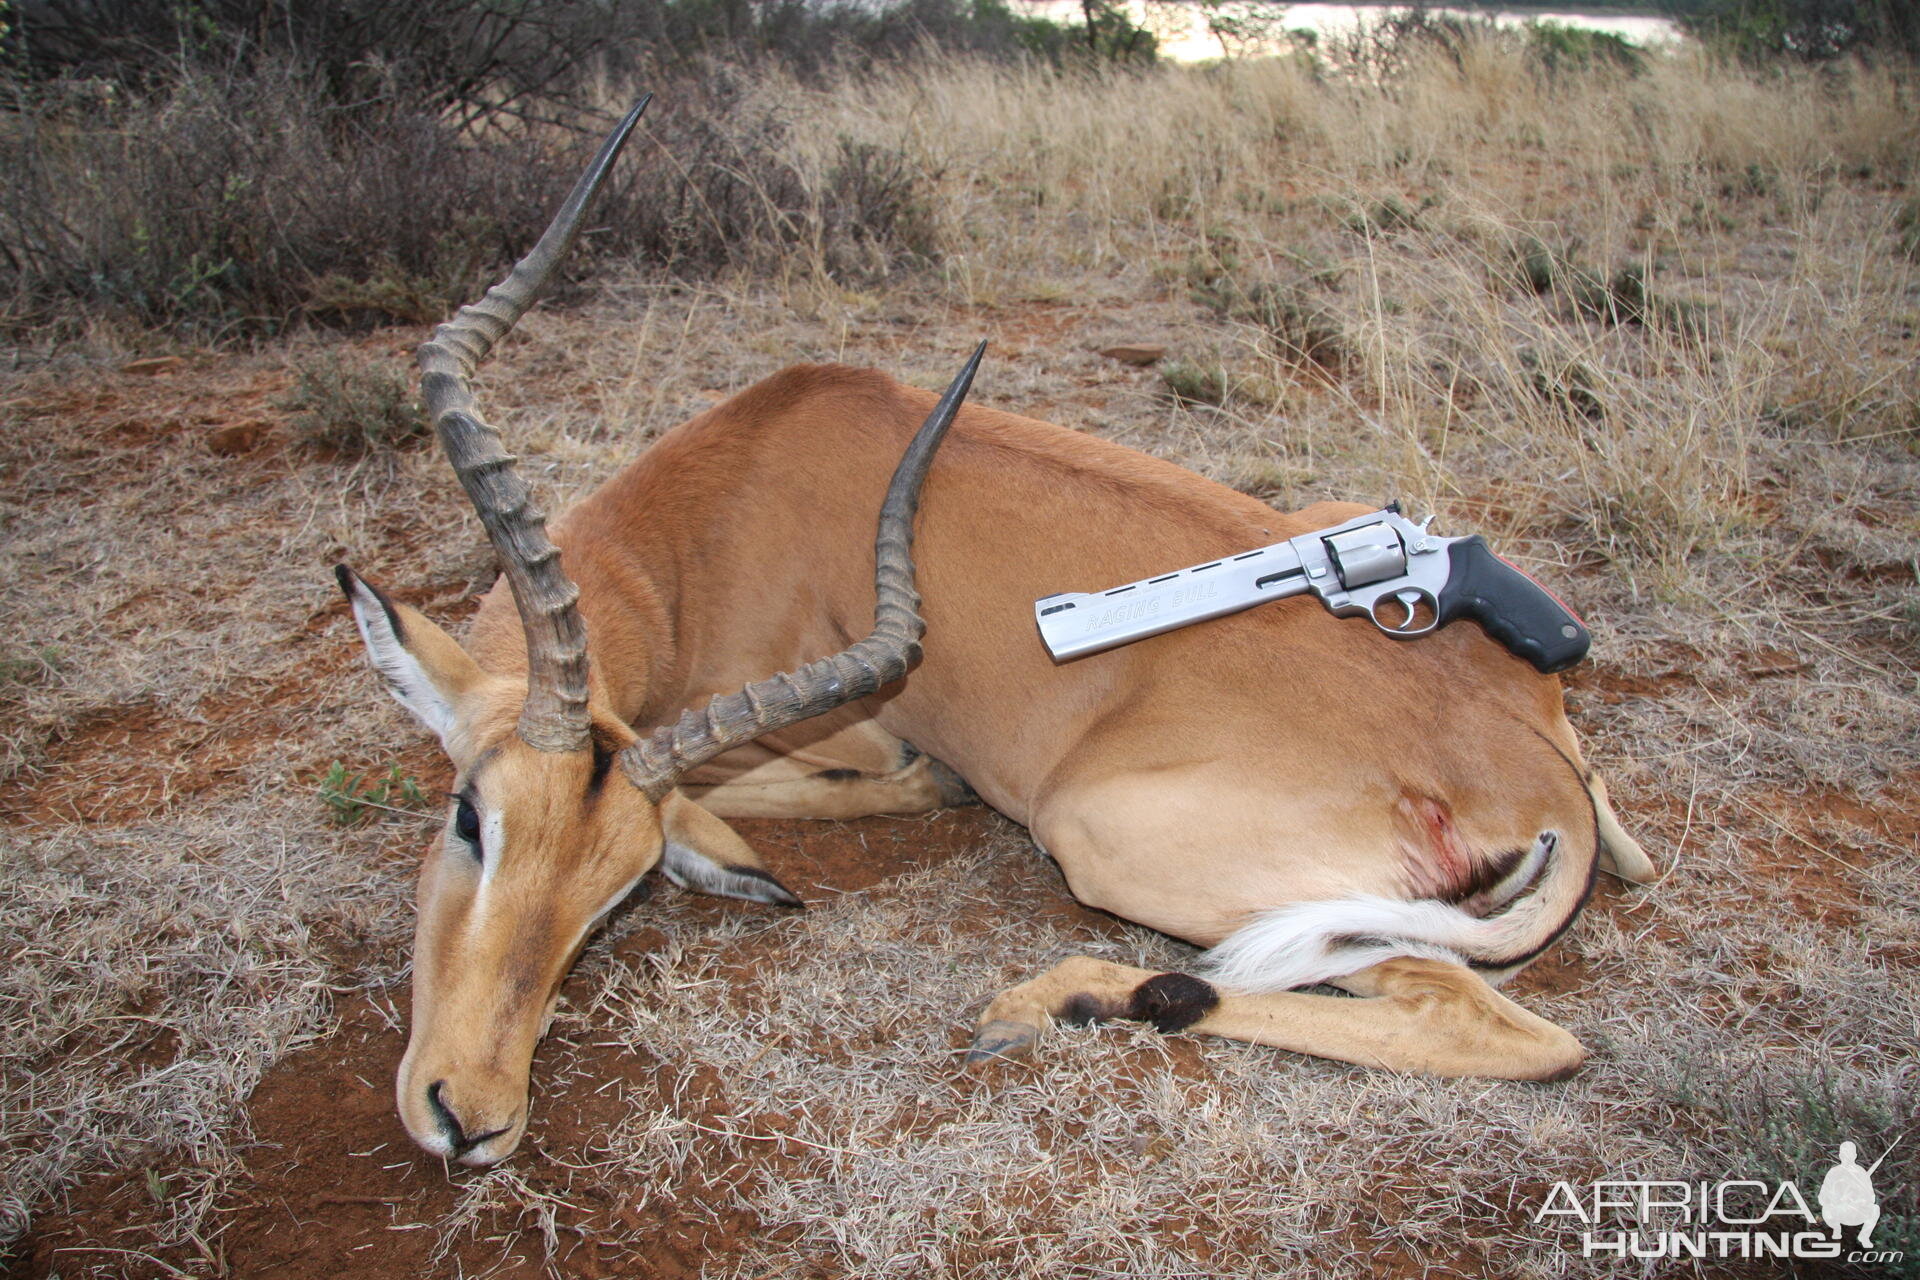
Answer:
[963, 1019, 1038, 1067]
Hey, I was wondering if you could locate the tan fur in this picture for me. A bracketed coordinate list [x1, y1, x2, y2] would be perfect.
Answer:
[976, 955, 1585, 1080]
[1592, 775, 1657, 882]
[346, 362, 1648, 1164]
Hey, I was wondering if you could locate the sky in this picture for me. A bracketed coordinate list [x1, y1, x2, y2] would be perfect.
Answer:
[1012, 1, 1682, 62]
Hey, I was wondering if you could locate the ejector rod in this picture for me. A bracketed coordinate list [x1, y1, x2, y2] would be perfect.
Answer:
[1034, 539, 1315, 661]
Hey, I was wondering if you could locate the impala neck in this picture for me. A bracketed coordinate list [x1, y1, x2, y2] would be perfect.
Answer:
[463, 544, 682, 730]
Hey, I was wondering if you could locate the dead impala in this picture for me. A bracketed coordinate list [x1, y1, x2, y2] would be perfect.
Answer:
[337, 99, 1655, 1166]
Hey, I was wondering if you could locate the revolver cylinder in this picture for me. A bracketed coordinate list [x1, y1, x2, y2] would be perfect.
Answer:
[1323, 524, 1406, 590]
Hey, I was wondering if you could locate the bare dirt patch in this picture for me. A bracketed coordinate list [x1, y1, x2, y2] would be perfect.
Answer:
[2, 678, 321, 826]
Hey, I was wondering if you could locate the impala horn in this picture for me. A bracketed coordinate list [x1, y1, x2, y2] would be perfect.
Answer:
[619, 340, 986, 800]
[417, 96, 652, 754]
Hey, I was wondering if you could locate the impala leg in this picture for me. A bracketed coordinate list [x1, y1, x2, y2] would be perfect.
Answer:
[687, 751, 970, 820]
[682, 716, 973, 820]
[966, 955, 1585, 1081]
[1590, 773, 1656, 883]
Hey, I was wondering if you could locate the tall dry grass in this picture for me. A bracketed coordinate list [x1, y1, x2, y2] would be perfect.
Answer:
[682, 44, 1916, 642]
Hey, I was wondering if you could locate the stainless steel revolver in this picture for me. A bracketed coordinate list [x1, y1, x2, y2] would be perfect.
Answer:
[1033, 504, 1589, 672]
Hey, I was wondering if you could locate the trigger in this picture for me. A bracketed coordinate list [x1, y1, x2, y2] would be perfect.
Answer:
[1393, 589, 1424, 630]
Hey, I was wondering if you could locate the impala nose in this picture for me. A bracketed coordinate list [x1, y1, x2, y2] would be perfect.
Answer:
[425, 1080, 515, 1164]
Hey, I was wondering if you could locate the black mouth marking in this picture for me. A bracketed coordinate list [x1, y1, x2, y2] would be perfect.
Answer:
[455, 1124, 512, 1156]
[426, 1080, 512, 1157]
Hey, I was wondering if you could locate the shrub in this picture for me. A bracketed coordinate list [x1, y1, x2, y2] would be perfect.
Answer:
[0, 62, 580, 336]
[1073, 0, 1158, 63]
[612, 76, 938, 282]
[0, 63, 939, 338]
[1514, 243, 1713, 336]
[1525, 21, 1645, 75]
[0, 0, 1076, 338]
[1680, 0, 1920, 61]
[1197, 277, 1347, 370]
[1520, 347, 1606, 422]
[1162, 358, 1228, 406]
[1897, 199, 1920, 263]
[278, 351, 428, 457]
[3, 0, 1094, 100]
[1322, 9, 1492, 79]
[1670, 1060, 1918, 1265]
[1344, 194, 1430, 236]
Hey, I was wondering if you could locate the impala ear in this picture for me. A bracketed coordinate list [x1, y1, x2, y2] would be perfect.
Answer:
[335, 565, 485, 746]
[656, 790, 803, 908]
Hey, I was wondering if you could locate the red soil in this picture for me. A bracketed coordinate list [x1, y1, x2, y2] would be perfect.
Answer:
[8, 808, 1087, 1280]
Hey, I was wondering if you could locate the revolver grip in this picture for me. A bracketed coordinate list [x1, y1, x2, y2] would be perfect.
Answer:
[1435, 537, 1590, 673]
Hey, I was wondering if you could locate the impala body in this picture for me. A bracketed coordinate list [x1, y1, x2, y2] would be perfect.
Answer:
[339, 101, 1654, 1166]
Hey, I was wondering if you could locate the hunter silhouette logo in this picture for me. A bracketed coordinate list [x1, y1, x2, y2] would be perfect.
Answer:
[1535, 1135, 1906, 1264]
[1821, 1139, 1892, 1248]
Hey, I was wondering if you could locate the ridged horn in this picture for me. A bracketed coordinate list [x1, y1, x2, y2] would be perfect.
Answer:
[417, 96, 652, 754]
[619, 341, 986, 800]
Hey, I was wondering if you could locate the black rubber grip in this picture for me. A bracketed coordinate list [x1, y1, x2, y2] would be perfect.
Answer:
[1435, 537, 1590, 673]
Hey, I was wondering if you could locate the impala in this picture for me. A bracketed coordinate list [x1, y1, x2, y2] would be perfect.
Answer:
[337, 99, 1655, 1166]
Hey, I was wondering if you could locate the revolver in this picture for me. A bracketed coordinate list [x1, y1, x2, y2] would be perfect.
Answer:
[1033, 505, 1589, 673]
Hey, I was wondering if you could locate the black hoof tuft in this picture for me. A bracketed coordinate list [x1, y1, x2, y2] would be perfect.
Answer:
[1125, 973, 1219, 1034]
[1060, 994, 1112, 1027]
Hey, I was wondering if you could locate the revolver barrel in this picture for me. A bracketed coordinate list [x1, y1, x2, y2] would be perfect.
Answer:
[1034, 540, 1312, 661]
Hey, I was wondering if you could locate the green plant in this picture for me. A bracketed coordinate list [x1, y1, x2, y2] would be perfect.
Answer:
[1525, 20, 1644, 74]
[1161, 358, 1228, 406]
[277, 352, 428, 457]
[1196, 0, 1287, 59]
[1197, 277, 1347, 370]
[1344, 193, 1429, 236]
[1515, 241, 1618, 320]
[1070, 0, 1157, 62]
[0, 646, 61, 686]
[1680, 0, 1920, 62]
[1515, 237, 1561, 293]
[1323, 8, 1490, 79]
[1720, 162, 1778, 199]
[1897, 199, 1920, 263]
[1608, 264, 1715, 337]
[1515, 244, 1713, 336]
[1520, 347, 1605, 422]
[318, 761, 432, 825]
[1670, 1061, 1919, 1269]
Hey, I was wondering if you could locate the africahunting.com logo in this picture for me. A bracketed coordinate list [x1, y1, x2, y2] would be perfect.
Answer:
[1535, 1140, 1905, 1265]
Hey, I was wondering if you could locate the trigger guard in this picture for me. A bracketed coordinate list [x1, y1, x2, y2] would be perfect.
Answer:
[1369, 588, 1437, 635]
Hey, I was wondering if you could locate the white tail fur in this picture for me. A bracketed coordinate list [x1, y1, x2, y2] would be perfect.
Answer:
[1199, 831, 1566, 993]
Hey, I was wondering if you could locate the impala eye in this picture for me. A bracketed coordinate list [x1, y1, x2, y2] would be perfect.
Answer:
[453, 795, 482, 858]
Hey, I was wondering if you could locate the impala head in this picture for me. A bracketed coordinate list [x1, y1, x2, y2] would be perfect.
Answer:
[333, 97, 981, 1165]
[330, 573, 663, 1164]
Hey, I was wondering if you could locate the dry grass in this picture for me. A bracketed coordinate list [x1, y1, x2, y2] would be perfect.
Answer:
[3, 35, 1918, 1279]
[0, 800, 404, 1244]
